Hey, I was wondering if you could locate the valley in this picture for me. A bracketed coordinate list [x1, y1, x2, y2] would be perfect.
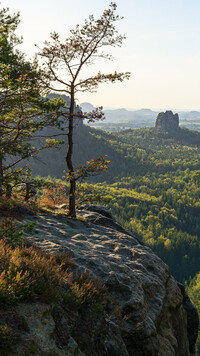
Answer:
[27, 125, 200, 284]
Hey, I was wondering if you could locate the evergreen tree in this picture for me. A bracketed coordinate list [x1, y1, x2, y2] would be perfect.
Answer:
[0, 7, 65, 196]
[37, 3, 130, 217]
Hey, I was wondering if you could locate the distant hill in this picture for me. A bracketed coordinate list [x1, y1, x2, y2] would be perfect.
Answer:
[25, 125, 200, 181]
[80, 103, 159, 122]
[179, 110, 200, 121]
[103, 108, 158, 122]
[79, 103, 200, 132]
[52, 98, 200, 125]
[102, 107, 200, 123]
[80, 102, 95, 112]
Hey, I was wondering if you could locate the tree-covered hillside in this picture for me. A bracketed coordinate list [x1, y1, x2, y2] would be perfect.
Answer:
[27, 125, 200, 180]
[27, 125, 200, 283]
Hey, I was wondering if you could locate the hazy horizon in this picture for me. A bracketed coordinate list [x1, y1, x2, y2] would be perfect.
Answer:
[2, 0, 200, 110]
[82, 104, 200, 113]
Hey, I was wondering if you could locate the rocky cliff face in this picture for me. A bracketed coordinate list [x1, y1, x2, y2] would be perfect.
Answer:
[48, 93, 83, 128]
[155, 111, 179, 132]
[6, 205, 197, 356]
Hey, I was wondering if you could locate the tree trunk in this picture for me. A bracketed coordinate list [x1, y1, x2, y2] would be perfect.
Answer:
[5, 183, 12, 198]
[25, 182, 31, 201]
[0, 156, 3, 198]
[66, 84, 76, 218]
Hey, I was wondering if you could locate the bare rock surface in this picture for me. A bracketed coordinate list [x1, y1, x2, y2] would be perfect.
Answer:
[2, 303, 85, 356]
[155, 110, 179, 132]
[19, 206, 192, 356]
[177, 283, 199, 354]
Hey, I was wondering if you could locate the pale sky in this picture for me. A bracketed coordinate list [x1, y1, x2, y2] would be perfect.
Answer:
[2, 0, 200, 110]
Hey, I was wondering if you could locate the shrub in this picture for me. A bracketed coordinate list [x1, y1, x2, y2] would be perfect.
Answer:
[0, 218, 37, 247]
[65, 272, 109, 312]
[0, 215, 109, 315]
[0, 324, 13, 348]
[0, 239, 108, 314]
[38, 184, 68, 209]
[0, 242, 72, 307]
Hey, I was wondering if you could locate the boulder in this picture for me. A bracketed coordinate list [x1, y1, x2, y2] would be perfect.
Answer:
[14, 207, 198, 355]
[177, 283, 199, 354]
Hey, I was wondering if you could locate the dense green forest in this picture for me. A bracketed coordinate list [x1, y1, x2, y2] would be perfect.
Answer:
[28, 125, 200, 284]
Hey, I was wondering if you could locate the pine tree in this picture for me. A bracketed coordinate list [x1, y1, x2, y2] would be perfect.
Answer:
[38, 3, 130, 217]
[0, 7, 65, 197]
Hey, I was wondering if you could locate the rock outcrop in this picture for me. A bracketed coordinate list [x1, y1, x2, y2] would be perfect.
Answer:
[48, 93, 83, 128]
[7, 205, 197, 355]
[155, 110, 179, 132]
[177, 283, 199, 354]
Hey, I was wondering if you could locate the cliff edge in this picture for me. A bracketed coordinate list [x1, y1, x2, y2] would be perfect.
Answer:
[1, 205, 198, 355]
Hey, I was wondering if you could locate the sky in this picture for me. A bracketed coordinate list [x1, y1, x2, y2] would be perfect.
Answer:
[1, 0, 200, 110]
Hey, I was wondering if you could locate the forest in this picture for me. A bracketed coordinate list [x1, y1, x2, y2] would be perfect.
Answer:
[0, 3, 200, 353]
[28, 126, 200, 282]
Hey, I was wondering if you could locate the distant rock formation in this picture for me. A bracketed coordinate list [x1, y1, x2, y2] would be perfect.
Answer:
[155, 110, 179, 132]
[49, 93, 83, 128]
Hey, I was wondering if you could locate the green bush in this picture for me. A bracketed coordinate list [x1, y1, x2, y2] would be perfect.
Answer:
[0, 218, 37, 247]
[0, 324, 13, 348]
[0, 242, 72, 307]
[64, 272, 109, 312]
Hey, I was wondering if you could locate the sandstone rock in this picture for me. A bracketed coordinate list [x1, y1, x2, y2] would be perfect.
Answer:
[7, 302, 128, 356]
[79, 204, 144, 245]
[13, 303, 85, 356]
[155, 110, 179, 132]
[177, 283, 199, 354]
[18, 207, 195, 355]
[55, 203, 68, 210]
[64, 337, 85, 356]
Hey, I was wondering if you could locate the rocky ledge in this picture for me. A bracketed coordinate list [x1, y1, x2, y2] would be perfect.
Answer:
[6, 205, 199, 355]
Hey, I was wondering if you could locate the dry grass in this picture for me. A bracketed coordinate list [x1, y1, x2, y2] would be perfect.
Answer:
[0, 181, 69, 216]
[64, 272, 109, 312]
[0, 240, 109, 312]
[0, 217, 109, 313]
[0, 191, 110, 353]
[0, 197, 37, 218]
[38, 184, 69, 209]
[0, 241, 72, 307]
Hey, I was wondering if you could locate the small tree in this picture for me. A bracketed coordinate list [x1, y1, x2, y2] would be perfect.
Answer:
[38, 2, 130, 217]
[0, 7, 65, 197]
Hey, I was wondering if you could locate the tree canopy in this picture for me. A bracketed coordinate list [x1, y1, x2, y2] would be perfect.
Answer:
[37, 2, 130, 217]
[0, 7, 66, 196]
